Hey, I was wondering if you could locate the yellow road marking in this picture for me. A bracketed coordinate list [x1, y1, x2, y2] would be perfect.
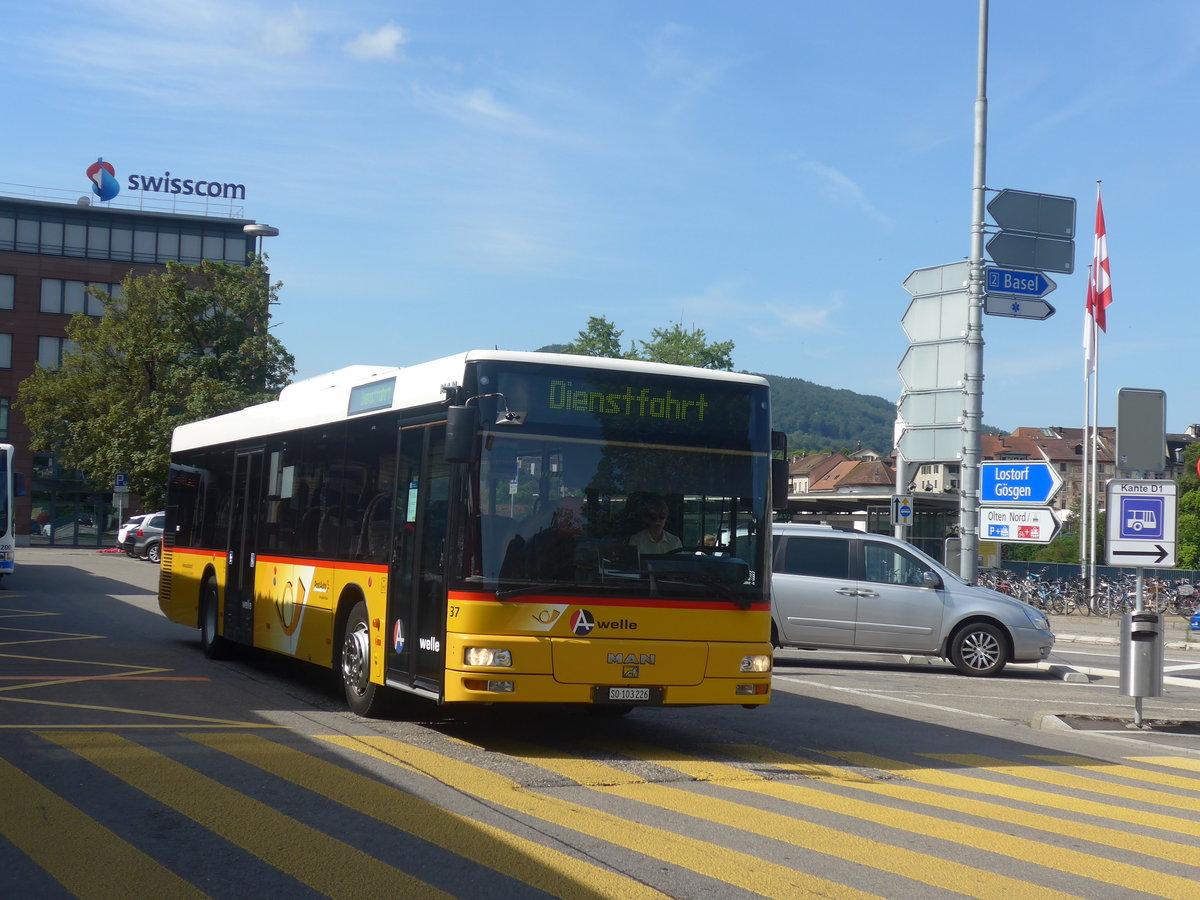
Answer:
[0, 756, 206, 899]
[43, 732, 451, 900]
[1030, 754, 1200, 794]
[195, 732, 669, 900]
[324, 734, 878, 900]
[579, 740, 1092, 900]
[1127, 756, 1200, 774]
[928, 753, 1200, 816]
[723, 745, 1199, 868]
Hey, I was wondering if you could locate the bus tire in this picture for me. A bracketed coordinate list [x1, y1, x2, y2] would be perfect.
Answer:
[340, 599, 391, 717]
[199, 578, 232, 660]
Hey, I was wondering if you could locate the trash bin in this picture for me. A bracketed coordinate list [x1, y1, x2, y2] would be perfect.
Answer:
[1120, 611, 1164, 698]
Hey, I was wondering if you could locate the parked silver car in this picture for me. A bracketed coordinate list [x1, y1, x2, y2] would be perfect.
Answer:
[128, 511, 166, 563]
[771, 523, 1054, 676]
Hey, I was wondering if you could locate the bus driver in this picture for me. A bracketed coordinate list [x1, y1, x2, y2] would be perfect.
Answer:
[627, 497, 681, 556]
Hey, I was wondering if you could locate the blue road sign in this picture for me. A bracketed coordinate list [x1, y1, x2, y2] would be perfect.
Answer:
[979, 460, 1063, 506]
[1119, 497, 1165, 540]
[984, 267, 1056, 298]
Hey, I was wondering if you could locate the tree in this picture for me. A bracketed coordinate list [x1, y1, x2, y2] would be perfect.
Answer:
[563, 316, 627, 358]
[635, 320, 734, 370]
[17, 257, 295, 507]
[1176, 441, 1200, 568]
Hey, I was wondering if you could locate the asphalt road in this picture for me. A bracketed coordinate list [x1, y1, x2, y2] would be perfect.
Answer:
[3, 548, 1200, 899]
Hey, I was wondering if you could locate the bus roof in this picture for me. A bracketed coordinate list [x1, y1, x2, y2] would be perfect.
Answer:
[171, 350, 769, 452]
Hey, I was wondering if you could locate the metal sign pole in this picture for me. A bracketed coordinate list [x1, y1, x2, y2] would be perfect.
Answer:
[961, 0, 989, 583]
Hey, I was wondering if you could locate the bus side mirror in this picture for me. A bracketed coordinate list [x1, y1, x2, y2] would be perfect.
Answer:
[771, 431, 788, 511]
[445, 405, 479, 462]
[13, 473, 25, 497]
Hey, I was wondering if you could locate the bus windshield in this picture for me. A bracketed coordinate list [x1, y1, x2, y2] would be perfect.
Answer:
[458, 362, 771, 604]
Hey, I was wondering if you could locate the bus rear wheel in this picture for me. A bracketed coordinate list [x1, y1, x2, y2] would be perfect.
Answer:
[340, 600, 391, 717]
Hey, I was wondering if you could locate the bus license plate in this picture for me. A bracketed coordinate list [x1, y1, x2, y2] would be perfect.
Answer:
[594, 685, 663, 704]
[608, 687, 649, 701]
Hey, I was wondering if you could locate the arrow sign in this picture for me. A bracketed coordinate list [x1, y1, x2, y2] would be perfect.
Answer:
[1111, 545, 1171, 564]
[987, 189, 1076, 238]
[980, 506, 1061, 544]
[984, 267, 1056, 298]
[984, 295, 1056, 320]
[902, 261, 970, 297]
[986, 232, 1075, 274]
[979, 460, 1063, 506]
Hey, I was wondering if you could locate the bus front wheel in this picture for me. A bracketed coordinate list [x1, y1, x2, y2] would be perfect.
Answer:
[340, 600, 390, 717]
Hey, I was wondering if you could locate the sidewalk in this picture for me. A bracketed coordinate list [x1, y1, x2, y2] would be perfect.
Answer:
[1048, 612, 1199, 651]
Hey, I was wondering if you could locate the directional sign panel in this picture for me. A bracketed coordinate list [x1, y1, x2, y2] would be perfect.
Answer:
[987, 190, 1076, 238]
[902, 261, 970, 297]
[901, 291, 969, 343]
[898, 341, 966, 392]
[984, 267, 1056, 298]
[897, 425, 962, 462]
[984, 295, 1056, 320]
[1106, 480, 1177, 567]
[898, 388, 963, 427]
[980, 506, 1060, 545]
[986, 232, 1075, 274]
[979, 460, 1063, 506]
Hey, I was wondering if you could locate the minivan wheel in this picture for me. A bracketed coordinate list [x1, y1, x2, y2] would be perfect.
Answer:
[949, 623, 1007, 676]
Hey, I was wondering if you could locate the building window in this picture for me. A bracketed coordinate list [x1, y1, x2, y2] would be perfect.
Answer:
[0, 274, 12, 310]
[0, 334, 11, 368]
[38, 336, 78, 369]
[0, 398, 8, 440]
[40, 279, 119, 316]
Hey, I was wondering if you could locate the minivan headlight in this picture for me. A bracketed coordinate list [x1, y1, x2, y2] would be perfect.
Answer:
[1024, 607, 1050, 631]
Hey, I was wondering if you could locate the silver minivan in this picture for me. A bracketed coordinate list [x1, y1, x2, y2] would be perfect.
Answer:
[771, 524, 1054, 676]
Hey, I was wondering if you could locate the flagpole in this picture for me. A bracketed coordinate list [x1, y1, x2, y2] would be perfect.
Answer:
[1090, 330, 1100, 596]
[1080, 263, 1092, 587]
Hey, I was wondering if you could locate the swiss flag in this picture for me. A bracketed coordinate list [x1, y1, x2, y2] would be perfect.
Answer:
[1088, 190, 1112, 332]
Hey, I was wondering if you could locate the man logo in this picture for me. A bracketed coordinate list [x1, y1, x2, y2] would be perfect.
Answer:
[87, 158, 120, 202]
[570, 609, 594, 636]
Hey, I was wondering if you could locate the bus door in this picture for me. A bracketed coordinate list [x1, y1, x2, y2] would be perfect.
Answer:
[225, 448, 263, 645]
[387, 423, 449, 695]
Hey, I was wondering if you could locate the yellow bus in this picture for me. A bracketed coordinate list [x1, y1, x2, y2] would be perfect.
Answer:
[159, 351, 784, 715]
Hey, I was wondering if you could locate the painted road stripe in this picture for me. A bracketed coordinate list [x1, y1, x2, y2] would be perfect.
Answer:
[324, 734, 878, 900]
[582, 740, 1097, 900]
[192, 732, 669, 900]
[722, 745, 1200, 869]
[42, 732, 451, 900]
[0, 757, 206, 900]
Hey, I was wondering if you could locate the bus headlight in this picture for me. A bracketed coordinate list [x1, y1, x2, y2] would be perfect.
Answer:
[464, 647, 512, 667]
[740, 654, 772, 673]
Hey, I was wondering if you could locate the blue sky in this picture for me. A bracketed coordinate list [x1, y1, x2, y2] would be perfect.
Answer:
[4, 1, 1199, 433]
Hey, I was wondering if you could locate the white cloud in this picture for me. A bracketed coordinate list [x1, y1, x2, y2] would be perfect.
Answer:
[791, 157, 892, 228]
[262, 6, 314, 57]
[344, 22, 406, 61]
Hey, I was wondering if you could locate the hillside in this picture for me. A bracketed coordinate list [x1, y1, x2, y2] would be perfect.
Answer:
[754, 373, 896, 455]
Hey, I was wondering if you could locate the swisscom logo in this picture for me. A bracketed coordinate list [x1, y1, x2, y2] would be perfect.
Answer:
[86, 158, 119, 202]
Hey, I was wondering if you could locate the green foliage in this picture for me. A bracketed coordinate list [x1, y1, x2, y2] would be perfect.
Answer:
[759, 373, 895, 454]
[17, 257, 295, 507]
[562, 316, 627, 359]
[1176, 441, 1200, 568]
[635, 321, 733, 370]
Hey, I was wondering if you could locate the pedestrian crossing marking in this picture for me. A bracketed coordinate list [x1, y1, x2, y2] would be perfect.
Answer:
[323, 734, 877, 900]
[0, 756, 207, 899]
[1031, 754, 1200, 794]
[720, 744, 1199, 868]
[190, 732, 671, 900]
[1127, 756, 1200, 774]
[927, 753, 1200, 817]
[583, 739, 1196, 900]
[453, 735, 1082, 900]
[41, 731, 452, 900]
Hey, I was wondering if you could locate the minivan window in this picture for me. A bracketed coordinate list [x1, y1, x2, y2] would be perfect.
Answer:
[863, 541, 930, 586]
[781, 536, 850, 579]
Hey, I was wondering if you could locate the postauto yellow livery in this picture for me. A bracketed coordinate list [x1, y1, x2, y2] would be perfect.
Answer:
[159, 350, 783, 715]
